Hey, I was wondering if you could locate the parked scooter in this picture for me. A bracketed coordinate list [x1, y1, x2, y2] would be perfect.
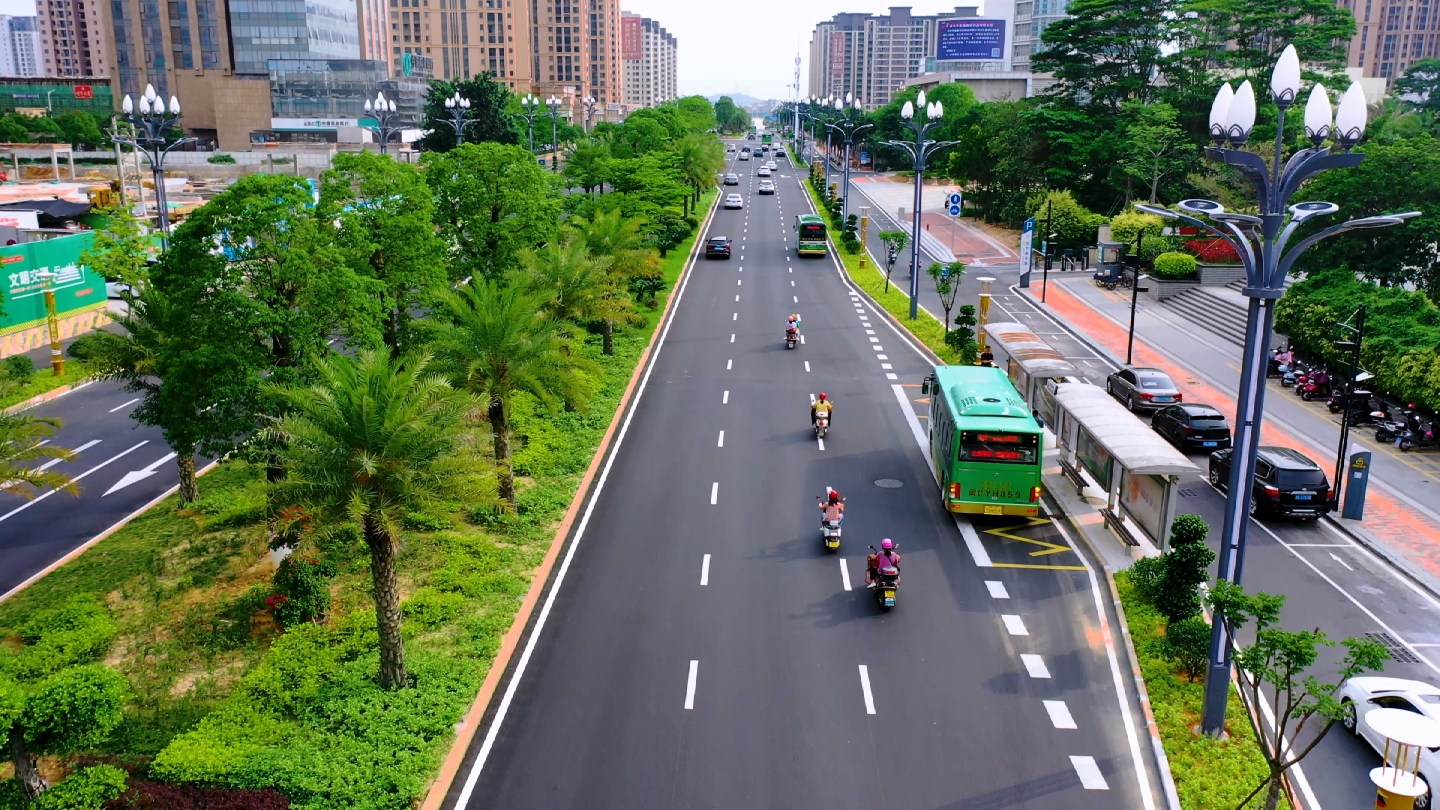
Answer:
[1297, 370, 1331, 400]
[1374, 413, 1411, 444]
[1399, 427, 1439, 452]
[1282, 360, 1307, 388]
[1328, 389, 1376, 424]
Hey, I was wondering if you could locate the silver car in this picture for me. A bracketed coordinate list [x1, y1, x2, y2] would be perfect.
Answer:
[1106, 367, 1182, 412]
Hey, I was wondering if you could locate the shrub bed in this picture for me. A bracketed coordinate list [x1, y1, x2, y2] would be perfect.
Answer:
[1152, 252, 1199, 280]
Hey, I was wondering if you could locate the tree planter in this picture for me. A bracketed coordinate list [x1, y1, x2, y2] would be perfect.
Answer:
[1145, 278, 1200, 300]
[1198, 264, 1246, 286]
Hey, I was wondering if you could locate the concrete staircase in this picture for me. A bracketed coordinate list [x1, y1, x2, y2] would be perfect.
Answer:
[1160, 286, 1249, 345]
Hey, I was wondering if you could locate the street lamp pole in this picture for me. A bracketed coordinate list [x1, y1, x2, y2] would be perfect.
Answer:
[1040, 199, 1054, 304]
[1127, 230, 1146, 365]
[363, 91, 403, 155]
[1134, 44, 1419, 737]
[1331, 306, 1367, 510]
[112, 84, 196, 237]
[442, 91, 472, 146]
[35, 269, 62, 376]
[823, 93, 873, 221]
[546, 96, 562, 173]
[516, 94, 541, 157]
[882, 90, 956, 321]
[581, 96, 599, 132]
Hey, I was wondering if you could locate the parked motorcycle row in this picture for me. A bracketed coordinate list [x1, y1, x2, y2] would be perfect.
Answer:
[1269, 348, 1436, 452]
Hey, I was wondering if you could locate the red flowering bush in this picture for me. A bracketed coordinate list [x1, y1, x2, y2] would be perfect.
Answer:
[1184, 238, 1241, 264]
[106, 781, 291, 809]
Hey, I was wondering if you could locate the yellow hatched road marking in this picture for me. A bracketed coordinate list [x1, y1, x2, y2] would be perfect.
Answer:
[993, 562, 1087, 571]
[983, 517, 1076, 558]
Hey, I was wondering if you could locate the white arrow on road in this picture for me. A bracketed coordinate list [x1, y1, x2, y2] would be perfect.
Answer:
[104, 452, 177, 497]
[1329, 552, 1355, 571]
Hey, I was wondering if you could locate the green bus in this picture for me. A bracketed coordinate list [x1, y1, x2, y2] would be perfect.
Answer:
[762, 133, 773, 144]
[922, 365, 1044, 517]
[795, 214, 828, 257]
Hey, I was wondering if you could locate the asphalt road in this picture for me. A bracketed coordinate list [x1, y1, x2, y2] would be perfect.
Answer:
[445, 141, 1161, 810]
[1, 379, 206, 599]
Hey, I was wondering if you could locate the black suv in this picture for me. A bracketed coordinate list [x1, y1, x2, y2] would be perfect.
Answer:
[1208, 446, 1331, 519]
[705, 235, 731, 259]
[1152, 404, 1232, 451]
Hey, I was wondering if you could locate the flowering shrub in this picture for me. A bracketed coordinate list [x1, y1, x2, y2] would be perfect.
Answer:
[267, 555, 336, 628]
[1184, 238, 1240, 264]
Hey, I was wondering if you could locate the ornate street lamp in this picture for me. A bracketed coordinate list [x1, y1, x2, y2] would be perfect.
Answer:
[581, 96, 599, 132]
[882, 90, 957, 321]
[112, 84, 196, 236]
[824, 94, 874, 221]
[1135, 44, 1420, 737]
[516, 94, 542, 156]
[546, 96, 563, 173]
[363, 91, 403, 155]
[442, 91, 472, 145]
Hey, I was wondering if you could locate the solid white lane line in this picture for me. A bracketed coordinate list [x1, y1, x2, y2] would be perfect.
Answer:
[710, 482, 719, 504]
[33, 439, 102, 473]
[1070, 756, 1109, 790]
[1001, 614, 1028, 636]
[727, 359, 733, 370]
[804, 361, 811, 373]
[1044, 700, 1078, 729]
[701, 554, 711, 586]
[108, 398, 140, 413]
[717, 431, 725, 448]
[858, 665, 877, 715]
[840, 558, 851, 591]
[723, 390, 729, 404]
[1022, 654, 1052, 679]
[685, 660, 699, 710]
[0, 441, 150, 522]
[985, 580, 1009, 599]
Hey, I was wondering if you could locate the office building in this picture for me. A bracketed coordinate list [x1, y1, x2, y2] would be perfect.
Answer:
[621, 11, 676, 108]
[34, 0, 109, 78]
[1011, 0, 1072, 73]
[258, 55, 431, 143]
[228, 0, 361, 76]
[357, 0, 390, 74]
[808, 12, 872, 106]
[1342, 0, 1440, 86]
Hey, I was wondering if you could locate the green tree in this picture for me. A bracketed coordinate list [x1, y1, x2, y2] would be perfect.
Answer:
[948, 304, 979, 362]
[928, 262, 966, 336]
[54, 111, 104, 149]
[22, 116, 63, 142]
[0, 595, 129, 804]
[563, 136, 613, 194]
[1026, 190, 1107, 252]
[1206, 0, 1355, 83]
[425, 143, 561, 281]
[426, 280, 596, 505]
[713, 96, 749, 133]
[1207, 581, 1390, 810]
[1120, 102, 1191, 203]
[671, 96, 718, 134]
[0, 113, 30, 143]
[673, 132, 725, 214]
[416, 73, 518, 152]
[0, 380, 78, 501]
[78, 202, 153, 292]
[267, 350, 477, 689]
[570, 208, 658, 354]
[1034, 0, 1176, 113]
[516, 232, 632, 348]
[946, 101, 1046, 224]
[1152, 514, 1215, 622]
[878, 230, 909, 293]
[1394, 58, 1440, 115]
[320, 151, 446, 354]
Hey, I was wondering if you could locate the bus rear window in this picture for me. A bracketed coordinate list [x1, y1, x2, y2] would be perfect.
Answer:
[959, 431, 1038, 464]
[799, 224, 825, 238]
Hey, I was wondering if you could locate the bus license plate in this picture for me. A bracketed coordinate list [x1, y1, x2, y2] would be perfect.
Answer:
[984, 505, 1003, 515]
[1203, 441, 1217, 447]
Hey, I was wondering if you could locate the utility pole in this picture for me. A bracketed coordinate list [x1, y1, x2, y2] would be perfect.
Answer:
[1331, 305, 1367, 509]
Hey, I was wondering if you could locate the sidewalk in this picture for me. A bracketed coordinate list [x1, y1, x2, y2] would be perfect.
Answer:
[1033, 276, 1440, 583]
[850, 175, 1019, 266]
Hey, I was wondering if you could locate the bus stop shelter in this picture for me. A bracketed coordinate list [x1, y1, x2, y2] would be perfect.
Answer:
[984, 321, 1082, 427]
[1051, 384, 1200, 550]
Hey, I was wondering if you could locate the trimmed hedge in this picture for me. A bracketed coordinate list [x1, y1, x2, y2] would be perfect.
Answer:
[1152, 252, 1198, 280]
[1109, 212, 1165, 246]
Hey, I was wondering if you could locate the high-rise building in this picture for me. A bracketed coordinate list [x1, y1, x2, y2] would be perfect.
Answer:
[1341, 0, 1440, 85]
[390, 0, 534, 90]
[1011, 0, 1073, 73]
[4, 17, 43, 77]
[228, 0, 362, 76]
[808, 7, 938, 109]
[587, 0, 622, 105]
[357, 0, 391, 74]
[620, 11, 675, 108]
[35, 0, 109, 78]
[808, 12, 872, 105]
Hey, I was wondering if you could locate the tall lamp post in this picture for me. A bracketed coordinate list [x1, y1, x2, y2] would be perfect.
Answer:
[442, 91, 472, 146]
[581, 96, 599, 132]
[34, 269, 62, 376]
[363, 91, 403, 155]
[516, 94, 542, 157]
[112, 84, 195, 236]
[1134, 44, 1420, 737]
[823, 94, 874, 221]
[882, 90, 956, 321]
[545, 96, 563, 173]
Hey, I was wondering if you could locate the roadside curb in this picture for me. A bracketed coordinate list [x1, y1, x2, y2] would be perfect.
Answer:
[418, 192, 721, 810]
[2, 378, 95, 415]
[0, 459, 221, 605]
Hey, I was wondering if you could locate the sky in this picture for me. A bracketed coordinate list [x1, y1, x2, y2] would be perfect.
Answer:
[0, 0, 970, 101]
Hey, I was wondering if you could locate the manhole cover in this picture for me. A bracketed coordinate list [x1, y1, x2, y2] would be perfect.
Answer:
[1364, 631, 1421, 664]
[874, 479, 904, 489]
[1179, 488, 1198, 497]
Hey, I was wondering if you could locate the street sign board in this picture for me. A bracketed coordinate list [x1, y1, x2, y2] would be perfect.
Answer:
[948, 192, 962, 206]
[1018, 217, 1035, 287]
[949, 205, 961, 216]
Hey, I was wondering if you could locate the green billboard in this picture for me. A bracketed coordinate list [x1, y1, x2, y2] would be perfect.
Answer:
[0, 234, 108, 334]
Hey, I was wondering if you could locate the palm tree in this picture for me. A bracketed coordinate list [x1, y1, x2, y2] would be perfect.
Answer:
[0, 380, 78, 500]
[426, 279, 597, 505]
[267, 350, 476, 690]
[674, 132, 725, 211]
[515, 232, 621, 325]
[568, 210, 658, 354]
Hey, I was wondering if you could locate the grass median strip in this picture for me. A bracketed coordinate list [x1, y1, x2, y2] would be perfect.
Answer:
[0, 361, 93, 411]
[1115, 570, 1291, 810]
[0, 202, 712, 810]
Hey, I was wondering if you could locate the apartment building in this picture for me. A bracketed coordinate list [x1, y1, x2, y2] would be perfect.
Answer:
[808, 12, 872, 106]
[0, 16, 43, 77]
[34, 0, 108, 78]
[807, 7, 939, 110]
[587, 0, 621, 105]
[620, 11, 675, 108]
[1341, 0, 1440, 85]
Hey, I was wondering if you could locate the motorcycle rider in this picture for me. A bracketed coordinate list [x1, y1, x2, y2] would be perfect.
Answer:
[818, 489, 845, 525]
[866, 538, 900, 588]
[812, 392, 833, 426]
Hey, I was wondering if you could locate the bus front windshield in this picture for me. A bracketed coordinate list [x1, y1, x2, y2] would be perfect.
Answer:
[959, 431, 1038, 464]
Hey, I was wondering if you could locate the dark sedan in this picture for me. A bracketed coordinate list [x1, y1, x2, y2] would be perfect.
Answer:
[705, 236, 731, 259]
[1151, 404, 1232, 451]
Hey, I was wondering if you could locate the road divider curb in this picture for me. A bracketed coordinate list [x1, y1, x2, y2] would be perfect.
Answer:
[2, 377, 95, 415]
[419, 190, 722, 810]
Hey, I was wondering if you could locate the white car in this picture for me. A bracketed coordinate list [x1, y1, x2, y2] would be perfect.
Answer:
[757, 167, 772, 177]
[765, 161, 777, 171]
[1340, 676, 1439, 808]
[738, 152, 750, 161]
[724, 193, 744, 209]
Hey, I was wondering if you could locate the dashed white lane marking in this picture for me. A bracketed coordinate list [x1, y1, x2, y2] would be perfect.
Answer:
[793, 296, 798, 303]
[985, 580, 1009, 599]
[1044, 700, 1078, 729]
[810, 393, 816, 403]
[800, 334, 806, 344]
[869, 337, 880, 343]
[818, 437, 825, 451]
[839, 558, 852, 591]
[858, 665, 877, 715]
[726, 359, 733, 370]
[1021, 654, 1051, 679]
[737, 279, 742, 286]
[791, 280, 795, 286]
[865, 329, 875, 335]
[804, 361, 811, 373]
[872, 345, 884, 352]
[685, 660, 699, 710]
[735, 295, 740, 302]
[701, 554, 711, 586]
[710, 482, 719, 504]
[877, 354, 888, 360]
[730, 334, 735, 343]
[1070, 756, 1109, 790]
[881, 363, 893, 370]
[722, 390, 729, 404]
[717, 431, 725, 448]
[109, 397, 140, 413]
[733, 312, 738, 321]
[886, 373, 898, 380]
[1001, 614, 1028, 636]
